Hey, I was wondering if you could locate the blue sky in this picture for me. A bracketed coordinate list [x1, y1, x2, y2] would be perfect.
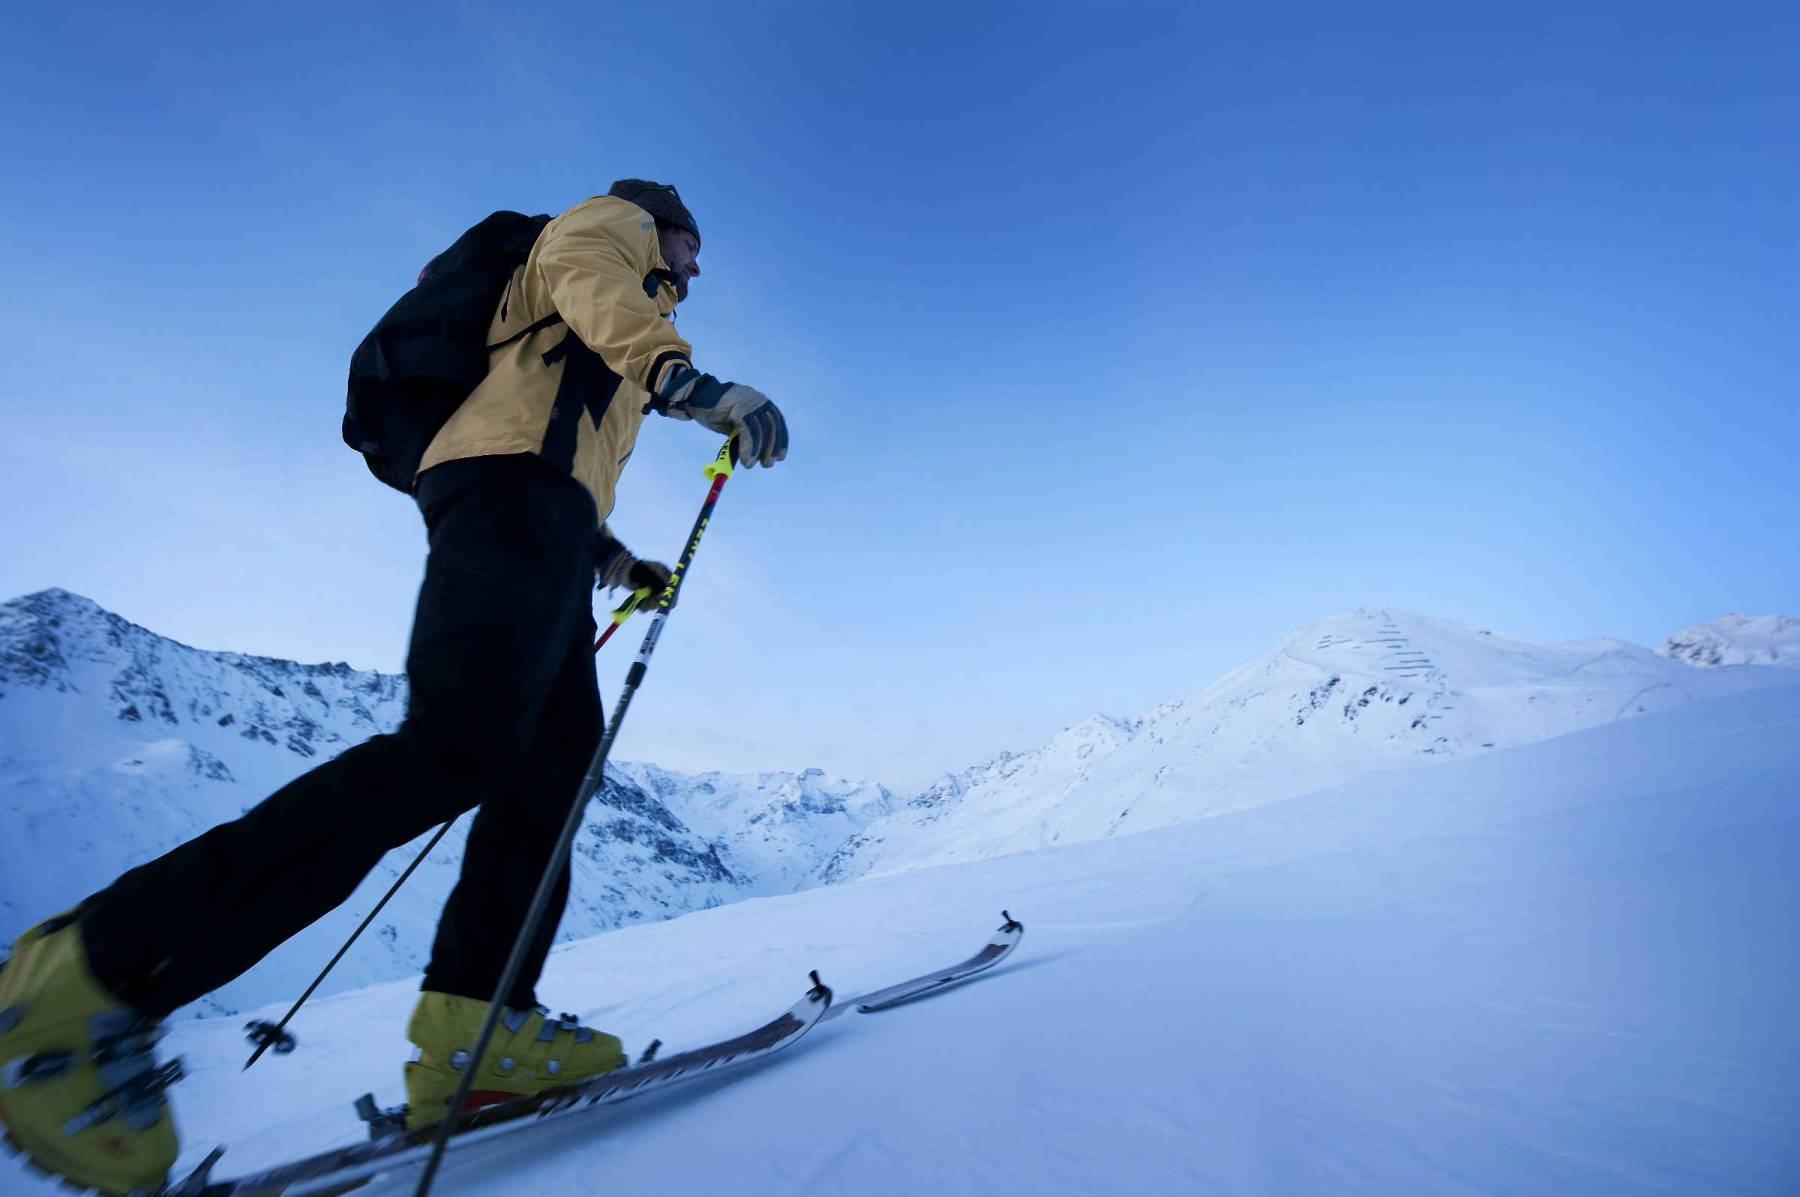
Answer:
[3, 1, 1796, 788]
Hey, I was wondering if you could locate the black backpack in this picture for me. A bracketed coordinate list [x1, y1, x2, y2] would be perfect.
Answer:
[343, 211, 560, 492]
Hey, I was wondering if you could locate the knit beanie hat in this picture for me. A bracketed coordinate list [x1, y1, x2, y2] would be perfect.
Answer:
[607, 179, 700, 248]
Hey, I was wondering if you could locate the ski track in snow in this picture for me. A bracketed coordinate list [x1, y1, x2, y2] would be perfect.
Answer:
[7, 684, 1793, 1196]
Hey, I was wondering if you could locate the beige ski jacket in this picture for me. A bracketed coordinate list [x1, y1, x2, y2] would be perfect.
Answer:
[417, 195, 694, 522]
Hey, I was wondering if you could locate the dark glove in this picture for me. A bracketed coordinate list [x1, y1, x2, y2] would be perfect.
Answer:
[621, 559, 672, 611]
[594, 531, 672, 611]
[652, 365, 789, 468]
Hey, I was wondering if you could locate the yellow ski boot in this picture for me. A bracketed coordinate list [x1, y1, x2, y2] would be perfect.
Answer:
[403, 992, 625, 1129]
[0, 912, 179, 1195]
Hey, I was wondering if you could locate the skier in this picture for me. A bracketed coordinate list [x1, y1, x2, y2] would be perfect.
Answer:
[0, 180, 789, 1195]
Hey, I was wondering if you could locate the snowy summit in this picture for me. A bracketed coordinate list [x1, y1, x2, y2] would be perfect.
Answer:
[1658, 612, 1800, 669]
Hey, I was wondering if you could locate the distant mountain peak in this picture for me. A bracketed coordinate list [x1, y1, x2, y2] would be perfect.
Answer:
[20, 586, 94, 607]
[1659, 613, 1800, 669]
[0, 588, 124, 695]
[8, 587, 136, 631]
[1043, 714, 1141, 754]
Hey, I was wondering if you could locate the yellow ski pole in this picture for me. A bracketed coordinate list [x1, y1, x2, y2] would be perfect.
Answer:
[593, 439, 734, 648]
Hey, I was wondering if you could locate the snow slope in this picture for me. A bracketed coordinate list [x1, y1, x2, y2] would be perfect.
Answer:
[1660, 613, 1800, 668]
[8, 588, 1796, 1045]
[827, 608, 1799, 881]
[25, 679, 1792, 1196]
[0, 590, 878, 1017]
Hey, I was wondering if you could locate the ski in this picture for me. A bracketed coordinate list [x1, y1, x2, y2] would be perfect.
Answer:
[153, 914, 1024, 1196]
[164, 974, 832, 1197]
[825, 910, 1024, 1019]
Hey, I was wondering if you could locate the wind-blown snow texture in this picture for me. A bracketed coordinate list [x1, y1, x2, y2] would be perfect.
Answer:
[13, 681, 1797, 1196]
[0, 589, 885, 1017]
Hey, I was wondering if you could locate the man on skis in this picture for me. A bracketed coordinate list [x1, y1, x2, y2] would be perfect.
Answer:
[0, 180, 788, 1195]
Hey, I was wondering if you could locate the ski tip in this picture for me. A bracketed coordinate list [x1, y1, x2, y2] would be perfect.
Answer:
[999, 910, 1023, 933]
[807, 969, 834, 1006]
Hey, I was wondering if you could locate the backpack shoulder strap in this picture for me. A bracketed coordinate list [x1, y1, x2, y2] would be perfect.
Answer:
[486, 310, 565, 353]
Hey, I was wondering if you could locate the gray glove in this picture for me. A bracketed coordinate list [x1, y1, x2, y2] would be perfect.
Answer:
[652, 366, 789, 468]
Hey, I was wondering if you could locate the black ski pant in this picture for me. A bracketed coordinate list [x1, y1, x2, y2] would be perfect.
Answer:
[81, 454, 602, 1019]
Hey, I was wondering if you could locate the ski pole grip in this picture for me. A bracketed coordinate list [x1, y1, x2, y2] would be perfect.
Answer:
[703, 437, 737, 481]
[611, 587, 653, 626]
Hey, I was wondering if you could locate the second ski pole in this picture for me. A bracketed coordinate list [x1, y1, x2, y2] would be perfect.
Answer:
[245, 494, 678, 1071]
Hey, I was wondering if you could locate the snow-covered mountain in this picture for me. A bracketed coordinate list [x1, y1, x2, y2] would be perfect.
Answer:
[825, 607, 1800, 880]
[615, 761, 896, 894]
[10, 590, 1796, 1021]
[1658, 612, 1800, 668]
[0, 589, 879, 1017]
[23, 679, 1794, 1197]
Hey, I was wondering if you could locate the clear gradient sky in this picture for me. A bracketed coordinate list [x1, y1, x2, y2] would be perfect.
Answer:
[2, 2, 1796, 789]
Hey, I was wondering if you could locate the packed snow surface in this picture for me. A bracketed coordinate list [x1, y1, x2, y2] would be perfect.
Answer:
[10, 683, 1793, 1196]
